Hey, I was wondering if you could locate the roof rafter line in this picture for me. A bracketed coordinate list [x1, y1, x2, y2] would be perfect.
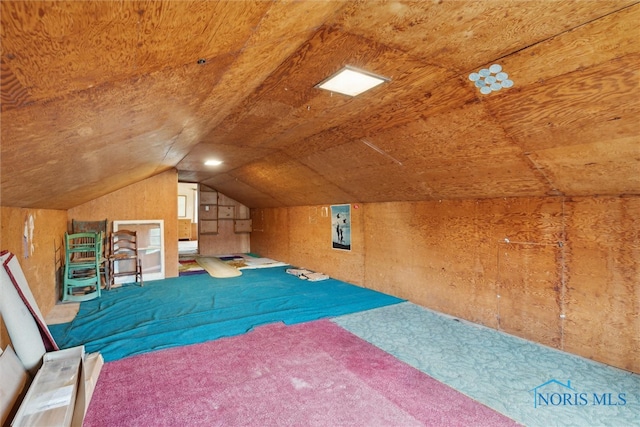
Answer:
[462, 2, 640, 76]
[521, 152, 564, 197]
[360, 139, 404, 166]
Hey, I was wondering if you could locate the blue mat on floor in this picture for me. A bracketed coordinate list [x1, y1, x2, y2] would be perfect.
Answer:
[49, 266, 403, 362]
[334, 303, 640, 427]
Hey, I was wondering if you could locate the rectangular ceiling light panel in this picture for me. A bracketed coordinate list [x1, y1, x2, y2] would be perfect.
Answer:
[315, 66, 390, 97]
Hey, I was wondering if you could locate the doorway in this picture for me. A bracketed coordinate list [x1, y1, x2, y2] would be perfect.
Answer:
[178, 182, 198, 255]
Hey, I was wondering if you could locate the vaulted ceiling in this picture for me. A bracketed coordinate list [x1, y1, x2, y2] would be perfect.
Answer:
[1, 0, 638, 210]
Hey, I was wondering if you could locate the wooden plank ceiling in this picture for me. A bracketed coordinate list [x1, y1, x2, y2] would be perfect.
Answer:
[1, 0, 638, 210]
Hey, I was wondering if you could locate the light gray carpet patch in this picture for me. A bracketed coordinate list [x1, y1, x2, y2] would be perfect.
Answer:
[334, 302, 639, 427]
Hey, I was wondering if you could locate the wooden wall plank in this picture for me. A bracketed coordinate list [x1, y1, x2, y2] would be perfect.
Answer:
[363, 200, 501, 327]
[249, 195, 640, 373]
[563, 197, 640, 372]
[497, 243, 562, 348]
[249, 207, 290, 262]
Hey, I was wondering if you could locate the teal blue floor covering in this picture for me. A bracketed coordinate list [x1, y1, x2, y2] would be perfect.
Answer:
[333, 302, 640, 427]
[49, 270, 638, 426]
[49, 267, 403, 362]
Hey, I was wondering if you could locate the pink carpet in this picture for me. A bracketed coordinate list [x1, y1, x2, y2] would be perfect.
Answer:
[84, 320, 519, 426]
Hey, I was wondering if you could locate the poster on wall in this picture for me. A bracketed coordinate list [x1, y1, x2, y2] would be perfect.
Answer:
[331, 204, 351, 251]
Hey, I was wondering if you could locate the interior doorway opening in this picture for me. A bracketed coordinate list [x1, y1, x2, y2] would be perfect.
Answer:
[178, 182, 199, 255]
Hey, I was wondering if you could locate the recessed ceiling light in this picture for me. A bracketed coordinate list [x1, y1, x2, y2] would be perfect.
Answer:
[469, 64, 514, 94]
[315, 65, 390, 97]
[204, 159, 223, 166]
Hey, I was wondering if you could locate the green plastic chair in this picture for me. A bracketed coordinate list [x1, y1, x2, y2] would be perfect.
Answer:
[62, 232, 102, 302]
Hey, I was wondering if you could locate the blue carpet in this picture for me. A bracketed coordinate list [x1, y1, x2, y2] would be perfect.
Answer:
[334, 302, 640, 427]
[49, 267, 403, 362]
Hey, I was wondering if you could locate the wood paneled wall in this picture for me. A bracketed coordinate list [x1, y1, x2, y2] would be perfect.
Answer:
[251, 196, 639, 373]
[250, 207, 290, 260]
[0, 207, 68, 349]
[68, 169, 179, 278]
[198, 193, 250, 256]
[563, 197, 639, 372]
[250, 205, 366, 285]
